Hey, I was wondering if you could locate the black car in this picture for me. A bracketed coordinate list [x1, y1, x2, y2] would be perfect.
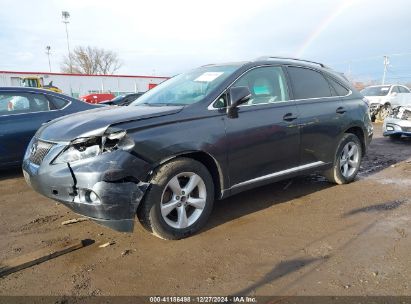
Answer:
[100, 93, 144, 106]
[23, 57, 373, 240]
[0, 87, 98, 168]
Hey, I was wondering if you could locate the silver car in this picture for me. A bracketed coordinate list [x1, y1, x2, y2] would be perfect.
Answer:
[383, 106, 411, 139]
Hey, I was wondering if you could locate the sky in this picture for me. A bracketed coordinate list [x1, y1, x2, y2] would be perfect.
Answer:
[1, 0, 411, 83]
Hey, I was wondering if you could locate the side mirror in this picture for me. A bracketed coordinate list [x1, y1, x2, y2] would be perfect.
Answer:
[391, 92, 397, 96]
[227, 86, 251, 118]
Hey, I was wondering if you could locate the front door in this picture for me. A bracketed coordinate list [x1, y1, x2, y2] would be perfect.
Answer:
[224, 66, 300, 189]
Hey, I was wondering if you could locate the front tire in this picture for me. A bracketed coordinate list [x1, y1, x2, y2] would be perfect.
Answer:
[137, 158, 214, 240]
[323, 133, 362, 184]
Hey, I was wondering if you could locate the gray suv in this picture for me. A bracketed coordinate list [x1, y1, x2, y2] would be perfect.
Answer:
[23, 57, 373, 240]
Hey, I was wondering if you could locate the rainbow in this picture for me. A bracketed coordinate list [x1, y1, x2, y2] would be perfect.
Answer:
[295, 0, 355, 58]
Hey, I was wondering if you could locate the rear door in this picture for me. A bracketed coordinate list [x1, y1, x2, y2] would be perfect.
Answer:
[0, 91, 67, 166]
[286, 66, 344, 165]
[224, 66, 300, 189]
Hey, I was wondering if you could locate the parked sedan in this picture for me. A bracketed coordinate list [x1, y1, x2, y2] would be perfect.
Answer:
[0, 87, 98, 168]
[100, 93, 144, 106]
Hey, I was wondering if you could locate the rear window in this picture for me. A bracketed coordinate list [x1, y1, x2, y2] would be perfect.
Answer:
[327, 77, 350, 96]
[49, 96, 70, 109]
[287, 67, 332, 99]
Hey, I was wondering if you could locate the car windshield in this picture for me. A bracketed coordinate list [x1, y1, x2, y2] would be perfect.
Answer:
[131, 65, 240, 106]
[361, 86, 391, 96]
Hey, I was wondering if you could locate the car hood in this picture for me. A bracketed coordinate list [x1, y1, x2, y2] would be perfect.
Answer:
[37, 105, 183, 142]
[365, 96, 386, 104]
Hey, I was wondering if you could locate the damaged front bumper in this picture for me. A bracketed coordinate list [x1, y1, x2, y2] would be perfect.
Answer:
[22, 138, 151, 232]
[383, 107, 411, 137]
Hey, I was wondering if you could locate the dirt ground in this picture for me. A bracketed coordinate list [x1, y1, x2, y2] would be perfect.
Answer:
[0, 123, 410, 296]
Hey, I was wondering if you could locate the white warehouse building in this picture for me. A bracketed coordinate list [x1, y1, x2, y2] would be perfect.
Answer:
[0, 70, 169, 98]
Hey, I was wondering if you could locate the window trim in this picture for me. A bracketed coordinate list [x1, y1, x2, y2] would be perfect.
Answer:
[207, 64, 292, 110]
[207, 64, 352, 110]
[0, 92, 72, 117]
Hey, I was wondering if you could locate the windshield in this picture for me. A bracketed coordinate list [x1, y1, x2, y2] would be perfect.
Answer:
[361, 86, 391, 96]
[132, 65, 240, 106]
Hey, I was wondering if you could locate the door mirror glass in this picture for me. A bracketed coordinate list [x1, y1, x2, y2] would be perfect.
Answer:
[227, 87, 251, 118]
[230, 86, 251, 108]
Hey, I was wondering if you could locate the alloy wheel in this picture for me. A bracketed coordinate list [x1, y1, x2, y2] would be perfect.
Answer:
[339, 141, 360, 178]
[160, 172, 207, 229]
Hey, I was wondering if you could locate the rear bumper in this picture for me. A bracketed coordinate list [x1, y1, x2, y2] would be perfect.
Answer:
[22, 141, 151, 232]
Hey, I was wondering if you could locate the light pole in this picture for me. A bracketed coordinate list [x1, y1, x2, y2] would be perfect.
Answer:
[382, 55, 389, 85]
[62, 11, 72, 73]
[45, 46, 51, 72]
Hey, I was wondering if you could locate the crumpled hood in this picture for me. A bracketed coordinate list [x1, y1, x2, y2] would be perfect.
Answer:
[37, 105, 183, 142]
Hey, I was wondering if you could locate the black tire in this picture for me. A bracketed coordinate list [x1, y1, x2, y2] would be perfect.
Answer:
[323, 133, 363, 185]
[137, 157, 214, 240]
[389, 134, 402, 140]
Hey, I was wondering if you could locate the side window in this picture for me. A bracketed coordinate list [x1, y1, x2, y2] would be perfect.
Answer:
[0, 93, 31, 115]
[214, 93, 228, 108]
[49, 96, 70, 109]
[0, 93, 53, 116]
[399, 86, 410, 93]
[327, 77, 350, 96]
[231, 66, 289, 106]
[287, 67, 332, 99]
[30, 94, 51, 112]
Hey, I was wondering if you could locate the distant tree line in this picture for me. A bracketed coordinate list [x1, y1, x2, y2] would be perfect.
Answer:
[61, 46, 121, 75]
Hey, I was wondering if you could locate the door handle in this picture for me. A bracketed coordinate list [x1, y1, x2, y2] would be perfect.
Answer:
[283, 113, 298, 121]
[336, 106, 346, 114]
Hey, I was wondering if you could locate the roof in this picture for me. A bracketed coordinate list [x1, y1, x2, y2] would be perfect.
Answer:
[0, 70, 169, 79]
[0, 86, 74, 97]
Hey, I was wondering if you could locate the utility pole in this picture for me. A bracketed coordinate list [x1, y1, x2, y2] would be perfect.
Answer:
[62, 11, 72, 73]
[382, 55, 389, 84]
[45, 46, 51, 72]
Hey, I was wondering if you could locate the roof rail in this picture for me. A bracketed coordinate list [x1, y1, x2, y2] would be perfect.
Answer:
[255, 56, 329, 68]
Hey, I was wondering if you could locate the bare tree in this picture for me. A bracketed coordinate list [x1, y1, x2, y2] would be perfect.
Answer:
[61, 46, 121, 74]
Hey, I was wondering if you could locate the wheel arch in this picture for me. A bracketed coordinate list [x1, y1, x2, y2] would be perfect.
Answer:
[151, 150, 225, 200]
[344, 126, 366, 156]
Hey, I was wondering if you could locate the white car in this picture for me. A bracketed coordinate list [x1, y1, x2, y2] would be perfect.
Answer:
[361, 84, 411, 121]
[383, 106, 411, 139]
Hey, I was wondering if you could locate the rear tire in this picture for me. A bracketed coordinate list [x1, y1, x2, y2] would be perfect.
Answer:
[323, 133, 362, 185]
[137, 158, 214, 240]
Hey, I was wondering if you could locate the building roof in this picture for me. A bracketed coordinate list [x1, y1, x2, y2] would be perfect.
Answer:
[0, 70, 169, 79]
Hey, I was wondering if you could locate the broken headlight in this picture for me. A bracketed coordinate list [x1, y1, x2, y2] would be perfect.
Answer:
[52, 129, 133, 164]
